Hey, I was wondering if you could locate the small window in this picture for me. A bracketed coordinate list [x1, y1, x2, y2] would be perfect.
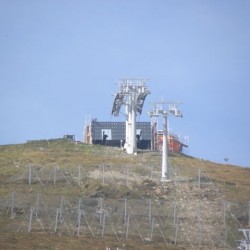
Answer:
[136, 129, 142, 140]
[102, 129, 112, 140]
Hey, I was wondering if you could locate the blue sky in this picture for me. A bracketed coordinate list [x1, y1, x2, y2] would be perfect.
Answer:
[1, 0, 250, 167]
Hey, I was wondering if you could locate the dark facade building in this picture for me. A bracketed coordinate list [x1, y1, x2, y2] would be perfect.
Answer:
[84, 119, 188, 153]
[84, 120, 151, 149]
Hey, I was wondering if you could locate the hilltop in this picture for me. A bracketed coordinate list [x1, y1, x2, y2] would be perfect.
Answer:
[0, 140, 250, 249]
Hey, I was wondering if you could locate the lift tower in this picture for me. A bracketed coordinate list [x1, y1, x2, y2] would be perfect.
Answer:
[112, 78, 150, 154]
[149, 102, 183, 181]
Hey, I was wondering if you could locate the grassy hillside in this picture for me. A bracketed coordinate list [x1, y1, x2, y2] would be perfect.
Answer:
[1, 139, 249, 201]
[0, 139, 249, 249]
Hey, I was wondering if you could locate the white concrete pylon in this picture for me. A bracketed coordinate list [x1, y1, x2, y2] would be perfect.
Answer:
[161, 112, 169, 181]
[149, 101, 183, 182]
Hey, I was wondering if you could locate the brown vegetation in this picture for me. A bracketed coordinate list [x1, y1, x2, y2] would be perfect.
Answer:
[0, 139, 249, 249]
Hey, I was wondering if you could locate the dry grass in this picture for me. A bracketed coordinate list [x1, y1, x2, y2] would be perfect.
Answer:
[171, 156, 250, 201]
[1, 139, 250, 201]
[0, 229, 182, 250]
[0, 139, 250, 249]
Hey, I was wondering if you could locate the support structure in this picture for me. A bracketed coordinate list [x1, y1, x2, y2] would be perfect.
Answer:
[162, 111, 168, 180]
[237, 229, 250, 250]
[111, 78, 150, 154]
[149, 102, 183, 181]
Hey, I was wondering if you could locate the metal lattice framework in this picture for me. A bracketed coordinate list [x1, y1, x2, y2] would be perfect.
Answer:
[112, 78, 150, 154]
